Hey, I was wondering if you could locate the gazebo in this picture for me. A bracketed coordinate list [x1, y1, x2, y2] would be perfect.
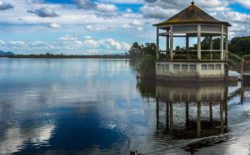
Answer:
[154, 2, 231, 81]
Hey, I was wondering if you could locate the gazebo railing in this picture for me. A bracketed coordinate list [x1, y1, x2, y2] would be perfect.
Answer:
[159, 50, 222, 61]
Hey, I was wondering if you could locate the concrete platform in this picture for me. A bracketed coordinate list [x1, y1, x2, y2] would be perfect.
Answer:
[156, 61, 226, 81]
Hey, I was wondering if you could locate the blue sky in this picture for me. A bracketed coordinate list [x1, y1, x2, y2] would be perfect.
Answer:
[0, 0, 249, 54]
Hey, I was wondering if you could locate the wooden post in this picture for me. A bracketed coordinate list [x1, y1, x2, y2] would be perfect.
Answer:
[210, 36, 213, 60]
[197, 25, 201, 60]
[210, 36, 213, 50]
[240, 81, 244, 104]
[186, 34, 189, 59]
[170, 25, 174, 60]
[209, 102, 213, 124]
[225, 100, 228, 131]
[186, 34, 189, 50]
[241, 58, 245, 81]
[166, 102, 169, 130]
[169, 102, 173, 133]
[225, 33, 229, 61]
[186, 102, 189, 129]
[220, 101, 224, 133]
[197, 101, 201, 137]
[167, 30, 170, 58]
[220, 26, 224, 60]
[156, 98, 159, 131]
[156, 28, 160, 60]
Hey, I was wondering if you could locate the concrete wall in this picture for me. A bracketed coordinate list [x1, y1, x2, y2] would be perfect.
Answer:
[156, 61, 225, 79]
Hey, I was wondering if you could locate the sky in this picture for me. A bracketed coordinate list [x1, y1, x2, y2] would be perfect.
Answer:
[0, 0, 250, 54]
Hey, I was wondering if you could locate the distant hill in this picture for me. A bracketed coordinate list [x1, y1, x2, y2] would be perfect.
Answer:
[0, 51, 15, 56]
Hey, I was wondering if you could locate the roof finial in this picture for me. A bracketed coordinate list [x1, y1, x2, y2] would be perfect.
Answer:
[191, 0, 195, 5]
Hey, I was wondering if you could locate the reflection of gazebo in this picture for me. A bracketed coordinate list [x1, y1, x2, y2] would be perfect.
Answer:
[155, 83, 228, 139]
[241, 77, 250, 103]
[154, 2, 231, 81]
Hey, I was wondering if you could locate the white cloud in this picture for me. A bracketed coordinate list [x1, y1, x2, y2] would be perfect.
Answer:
[28, 7, 60, 18]
[48, 22, 61, 28]
[83, 37, 130, 51]
[0, 36, 130, 54]
[140, 4, 178, 19]
[75, 0, 96, 9]
[96, 3, 118, 12]
[122, 23, 132, 29]
[0, 0, 249, 54]
[231, 0, 250, 9]
[75, 0, 118, 12]
[137, 26, 143, 31]
[101, 38, 130, 50]
[60, 35, 78, 41]
[224, 11, 250, 22]
[0, 40, 5, 45]
[8, 41, 25, 46]
[100, 0, 143, 4]
[85, 24, 110, 32]
[84, 35, 92, 39]
[83, 39, 99, 48]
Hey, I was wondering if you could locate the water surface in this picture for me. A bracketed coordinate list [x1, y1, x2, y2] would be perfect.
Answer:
[0, 58, 250, 155]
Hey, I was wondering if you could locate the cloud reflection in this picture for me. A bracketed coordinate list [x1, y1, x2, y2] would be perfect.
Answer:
[0, 125, 55, 154]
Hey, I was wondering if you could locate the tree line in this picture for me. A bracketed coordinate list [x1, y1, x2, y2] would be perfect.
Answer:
[128, 36, 250, 57]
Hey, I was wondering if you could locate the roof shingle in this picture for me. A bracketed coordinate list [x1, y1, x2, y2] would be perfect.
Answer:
[154, 3, 231, 26]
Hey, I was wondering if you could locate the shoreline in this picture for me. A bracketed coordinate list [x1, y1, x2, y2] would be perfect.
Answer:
[1, 55, 131, 59]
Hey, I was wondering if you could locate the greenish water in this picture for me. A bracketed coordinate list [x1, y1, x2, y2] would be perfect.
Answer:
[0, 58, 250, 155]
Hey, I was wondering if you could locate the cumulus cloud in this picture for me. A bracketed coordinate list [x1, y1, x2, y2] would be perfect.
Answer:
[0, 1, 14, 11]
[140, 0, 229, 19]
[224, 11, 250, 22]
[48, 22, 61, 28]
[100, 0, 143, 4]
[229, 0, 250, 9]
[0, 0, 250, 54]
[85, 25, 110, 32]
[60, 35, 78, 41]
[28, 7, 60, 18]
[75, 0, 96, 9]
[75, 0, 118, 12]
[0, 40, 5, 45]
[0, 36, 130, 54]
[140, 5, 178, 19]
[96, 3, 117, 12]
[83, 37, 130, 51]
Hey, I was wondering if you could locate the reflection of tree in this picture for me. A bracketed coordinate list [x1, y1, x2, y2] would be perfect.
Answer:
[129, 56, 156, 99]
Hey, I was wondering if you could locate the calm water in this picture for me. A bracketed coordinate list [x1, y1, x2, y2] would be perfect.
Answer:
[0, 58, 250, 155]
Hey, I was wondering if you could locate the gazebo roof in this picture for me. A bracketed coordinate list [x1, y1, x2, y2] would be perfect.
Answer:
[154, 2, 231, 27]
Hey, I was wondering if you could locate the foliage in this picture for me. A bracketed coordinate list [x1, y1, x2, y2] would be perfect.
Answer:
[128, 42, 157, 57]
[136, 55, 155, 79]
[200, 36, 250, 56]
[138, 55, 155, 71]
[229, 37, 250, 56]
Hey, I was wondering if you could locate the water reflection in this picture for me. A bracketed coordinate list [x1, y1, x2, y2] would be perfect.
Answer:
[242, 75, 250, 103]
[156, 83, 228, 138]
[137, 69, 250, 154]
[0, 58, 250, 155]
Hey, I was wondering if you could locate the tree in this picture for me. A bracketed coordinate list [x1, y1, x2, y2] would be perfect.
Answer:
[128, 42, 156, 57]
[229, 37, 250, 56]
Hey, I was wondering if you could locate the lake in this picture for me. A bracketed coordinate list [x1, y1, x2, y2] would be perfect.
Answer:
[0, 58, 250, 155]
